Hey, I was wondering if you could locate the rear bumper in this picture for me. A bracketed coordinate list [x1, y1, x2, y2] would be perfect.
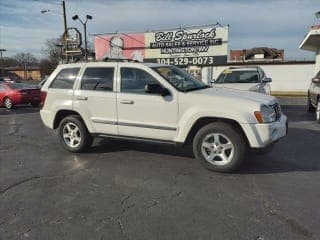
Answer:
[40, 109, 54, 129]
[241, 114, 288, 148]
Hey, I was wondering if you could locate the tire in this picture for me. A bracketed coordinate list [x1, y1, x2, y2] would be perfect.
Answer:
[316, 98, 320, 123]
[307, 95, 316, 112]
[3, 97, 14, 109]
[193, 122, 246, 172]
[58, 115, 93, 152]
[31, 102, 40, 107]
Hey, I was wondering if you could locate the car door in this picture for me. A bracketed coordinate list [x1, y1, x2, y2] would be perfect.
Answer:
[73, 63, 118, 135]
[116, 64, 178, 141]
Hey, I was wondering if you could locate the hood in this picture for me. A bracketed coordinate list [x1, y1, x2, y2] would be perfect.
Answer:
[190, 86, 276, 106]
[213, 83, 260, 91]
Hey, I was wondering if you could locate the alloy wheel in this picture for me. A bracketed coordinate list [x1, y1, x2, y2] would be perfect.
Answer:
[4, 98, 12, 109]
[201, 133, 234, 166]
[62, 122, 82, 148]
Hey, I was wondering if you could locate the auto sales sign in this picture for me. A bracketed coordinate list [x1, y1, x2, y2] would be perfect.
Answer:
[94, 25, 228, 66]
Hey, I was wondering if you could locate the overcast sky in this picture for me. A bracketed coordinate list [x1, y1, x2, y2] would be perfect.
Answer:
[0, 0, 318, 60]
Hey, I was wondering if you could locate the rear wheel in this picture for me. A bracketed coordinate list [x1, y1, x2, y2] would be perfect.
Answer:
[4, 97, 13, 109]
[58, 115, 93, 152]
[193, 122, 246, 172]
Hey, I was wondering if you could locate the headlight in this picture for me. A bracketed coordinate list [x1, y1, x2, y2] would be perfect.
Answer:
[254, 105, 276, 123]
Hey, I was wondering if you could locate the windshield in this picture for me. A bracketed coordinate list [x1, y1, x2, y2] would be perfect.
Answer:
[8, 83, 31, 89]
[152, 65, 209, 92]
[215, 70, 260, 84]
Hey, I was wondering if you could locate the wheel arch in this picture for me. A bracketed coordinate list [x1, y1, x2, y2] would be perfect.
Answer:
[183, 117, 250, 147]
[53, 110, 85, 129]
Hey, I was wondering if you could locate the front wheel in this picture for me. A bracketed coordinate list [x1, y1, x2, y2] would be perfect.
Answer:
[58, 115, 93, 152]
[193, 122, 246, 172]
[4, 97, 14, 109]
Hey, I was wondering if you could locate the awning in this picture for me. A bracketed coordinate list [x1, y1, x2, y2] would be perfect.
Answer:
[299, 26, 320, 52]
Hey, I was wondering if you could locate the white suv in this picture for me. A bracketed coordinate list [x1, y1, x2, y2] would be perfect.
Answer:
[40, 61, 287, 172]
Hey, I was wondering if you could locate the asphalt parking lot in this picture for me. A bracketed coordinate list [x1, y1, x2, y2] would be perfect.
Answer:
[0, 97, 319, 240]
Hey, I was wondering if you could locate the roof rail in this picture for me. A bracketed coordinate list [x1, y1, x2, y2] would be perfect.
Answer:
[102, 57, 140, 63]
[228, 65, 259, 69]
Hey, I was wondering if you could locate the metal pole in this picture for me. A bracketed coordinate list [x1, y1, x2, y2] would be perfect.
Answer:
[62, 1, 68, 62]
[0, 49, 6, 77]
[84, 23, 88, 61]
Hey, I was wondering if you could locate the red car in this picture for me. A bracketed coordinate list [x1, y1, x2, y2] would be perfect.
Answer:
[0, 83, 41, 109]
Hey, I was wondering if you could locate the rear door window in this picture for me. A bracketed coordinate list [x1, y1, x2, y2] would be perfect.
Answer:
[81, 67, 114, 91]
[50, 68, 80, 89]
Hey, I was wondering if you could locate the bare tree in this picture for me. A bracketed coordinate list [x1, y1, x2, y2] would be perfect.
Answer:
[14, 52, 38, 67]
[41, 38, 62, 64]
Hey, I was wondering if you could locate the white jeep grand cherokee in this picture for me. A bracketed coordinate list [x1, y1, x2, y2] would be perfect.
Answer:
[40, 61, 287, 172]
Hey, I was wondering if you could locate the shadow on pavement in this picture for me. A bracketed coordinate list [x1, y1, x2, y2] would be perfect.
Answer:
[240, 126, 320, 174]
[281, 105, 315, 122]
[0, 105, 40, 115]
[85, 125, 320, 175]
[87, 138, 195, 158]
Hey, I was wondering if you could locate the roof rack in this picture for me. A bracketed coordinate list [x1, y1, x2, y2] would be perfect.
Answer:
[228, 65, 260, 69]
[102, 57, 140, 63]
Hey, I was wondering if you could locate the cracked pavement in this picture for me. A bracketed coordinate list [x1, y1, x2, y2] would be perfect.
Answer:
[0, 98, 320, 240]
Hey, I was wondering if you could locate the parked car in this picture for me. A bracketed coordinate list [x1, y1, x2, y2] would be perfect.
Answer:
[211, 66, 272, 95]
[40, 61, 287, 172]
[0, 83, 41, 109]
[0, 76, 15, 83]
[307, 71, 320, 122]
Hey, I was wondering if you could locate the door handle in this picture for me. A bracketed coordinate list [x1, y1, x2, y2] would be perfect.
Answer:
[76, 96, 88, 101]
[120, 99, 134, 104]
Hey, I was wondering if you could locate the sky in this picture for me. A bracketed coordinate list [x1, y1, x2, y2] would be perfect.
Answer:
[0, 0, 319, 60]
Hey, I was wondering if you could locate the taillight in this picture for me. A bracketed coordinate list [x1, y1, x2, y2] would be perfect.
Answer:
[40, 91, 47, 108]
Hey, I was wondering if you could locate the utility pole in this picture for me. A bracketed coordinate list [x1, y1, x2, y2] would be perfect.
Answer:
[0, 49, 6, 77]
[62, 1, 68, 62]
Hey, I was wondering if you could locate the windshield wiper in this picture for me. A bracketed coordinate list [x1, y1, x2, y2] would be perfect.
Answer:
[184, 85, 211, 92]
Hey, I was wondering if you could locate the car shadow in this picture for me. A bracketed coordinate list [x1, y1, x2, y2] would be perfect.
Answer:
[84, 124, 320, 175]
[87, 138, 195, 158]
[0, 105, 40, 115]
[281, 105, 315, 122]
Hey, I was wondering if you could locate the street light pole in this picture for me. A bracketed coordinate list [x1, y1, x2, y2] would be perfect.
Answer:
[0, 49, 6, 77]
[72, 14, 92, 61]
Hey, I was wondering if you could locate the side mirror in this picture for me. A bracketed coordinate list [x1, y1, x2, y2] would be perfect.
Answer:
[312, 77, 320, 83]
[209, 79, 215, 85]
[263, 77, 272, 83]
[145, 84, 170, 96]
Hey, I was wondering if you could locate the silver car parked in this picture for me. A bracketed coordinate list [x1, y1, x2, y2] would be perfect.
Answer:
[211, 66, 272, 95]
[307, 70, 320, 122]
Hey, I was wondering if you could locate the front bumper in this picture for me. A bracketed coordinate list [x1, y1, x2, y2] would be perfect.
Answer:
[241, 114, 288, 148]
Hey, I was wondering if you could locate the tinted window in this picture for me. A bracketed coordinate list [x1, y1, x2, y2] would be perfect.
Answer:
[81, 68, 114, 91]
[7, 83, 29, 89]
[0, 85, 4, 91]
[215, 70, 260, 83]
[50, 68, 80, 89]
[121, 68, 159, 94]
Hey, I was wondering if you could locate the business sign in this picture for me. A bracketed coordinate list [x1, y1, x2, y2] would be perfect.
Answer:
[94, 26, 228, 66]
